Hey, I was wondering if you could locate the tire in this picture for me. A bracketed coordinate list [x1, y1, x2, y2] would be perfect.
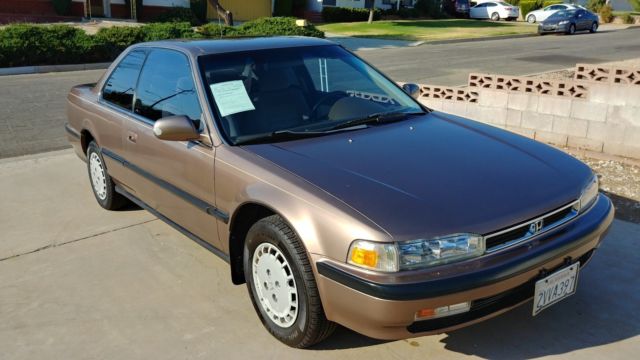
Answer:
[590, 22, 598, 33]
[567, 24, 576, 35]
[491, 12, 500, 21]
[527, 14, 536, 23]
[86, 141, 127, 210]
[244, 215, 335, 348]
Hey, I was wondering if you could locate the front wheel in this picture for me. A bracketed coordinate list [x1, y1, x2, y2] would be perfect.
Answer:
[491, 12, 500, 21]
[527, 14, 536, 23]
[567, 24, 576, 35]
[590, 22, 598, 33]
[244, 215, 336, 348]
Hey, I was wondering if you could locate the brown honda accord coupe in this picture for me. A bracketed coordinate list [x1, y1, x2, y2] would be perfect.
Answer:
[65, 37, 614, 348]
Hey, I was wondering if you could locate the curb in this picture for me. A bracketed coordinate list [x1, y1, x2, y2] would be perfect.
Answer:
[0, 62, 110, 76]
[424, 33, 537, 45]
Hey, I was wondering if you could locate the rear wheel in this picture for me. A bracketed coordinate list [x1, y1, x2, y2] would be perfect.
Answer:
[527, 14, 536, 23]
[567, 24, 576, 35]
[589, 22, 598, 33]
[86, 141, 127, 210]
[244, 215, 335, 348]
[491, 12, 500, 21]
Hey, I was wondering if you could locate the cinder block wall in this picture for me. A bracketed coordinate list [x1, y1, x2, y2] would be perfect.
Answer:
[416, 64, 640, 160]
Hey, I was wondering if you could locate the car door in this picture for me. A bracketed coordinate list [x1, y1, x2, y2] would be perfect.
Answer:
[485, 2, 498, 18]
[121, 48, 222, 249]
[575, 10, 590, 30]
[471, 3, 486, 18]
[98, 50, 147, 189]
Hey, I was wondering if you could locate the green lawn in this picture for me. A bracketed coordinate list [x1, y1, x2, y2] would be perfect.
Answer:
[318, 19, 538, 42]
[612, 11, 640, 16]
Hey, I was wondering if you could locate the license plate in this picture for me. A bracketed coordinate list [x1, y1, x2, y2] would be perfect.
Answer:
[532, 262, 580, 316]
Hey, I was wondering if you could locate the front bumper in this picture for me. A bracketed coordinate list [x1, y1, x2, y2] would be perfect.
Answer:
[313, 194, 614, 340]
[538, 23, 570, 34]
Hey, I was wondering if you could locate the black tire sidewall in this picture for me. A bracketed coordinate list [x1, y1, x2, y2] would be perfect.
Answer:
[243, 220, 311, 346]
[491, 12, 499, 21]
[591, 22, 597, 32]
[569, 24, 576, 34]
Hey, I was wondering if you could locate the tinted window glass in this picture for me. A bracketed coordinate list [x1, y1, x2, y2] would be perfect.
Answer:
[134, 49, 202, 126]
[102, 50, 146, 110]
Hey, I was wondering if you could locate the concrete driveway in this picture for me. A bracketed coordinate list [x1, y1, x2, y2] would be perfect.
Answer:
[1, 150, 639, 359]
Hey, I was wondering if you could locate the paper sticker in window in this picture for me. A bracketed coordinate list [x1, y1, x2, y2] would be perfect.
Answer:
[210, 80, 255, 117]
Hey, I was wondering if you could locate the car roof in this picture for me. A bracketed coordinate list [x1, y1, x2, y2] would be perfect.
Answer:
[132, 36, 337, 57]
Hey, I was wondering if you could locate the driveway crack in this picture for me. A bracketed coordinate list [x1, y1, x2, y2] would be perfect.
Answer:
[0, 219, 158, 262]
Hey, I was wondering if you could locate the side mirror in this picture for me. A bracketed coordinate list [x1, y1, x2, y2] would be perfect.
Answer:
[153, 115, 200, 141]
[402, 83, 420, 99]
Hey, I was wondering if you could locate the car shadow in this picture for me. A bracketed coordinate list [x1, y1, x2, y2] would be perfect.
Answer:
[312, 219, 640, 354]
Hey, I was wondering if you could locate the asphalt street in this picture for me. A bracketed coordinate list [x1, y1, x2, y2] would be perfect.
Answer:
[1, 28, 639, 158]
[0, 150, 638, 359]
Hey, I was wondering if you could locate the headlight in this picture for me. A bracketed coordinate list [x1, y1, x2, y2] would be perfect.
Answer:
[559, 20, 569, 25]
[397, 234, 484, 270]
[573, 175, 599, 213]
[347, 234, 484, 272]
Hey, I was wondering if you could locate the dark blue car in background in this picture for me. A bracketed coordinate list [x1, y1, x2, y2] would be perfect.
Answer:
[538, 8, 599, 35]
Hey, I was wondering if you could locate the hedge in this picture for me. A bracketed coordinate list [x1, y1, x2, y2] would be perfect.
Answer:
[322, 7, 382, 23]
[542, 0, 563, 7]
[520, 0, 541, 16]
[0, 18, 325, 68]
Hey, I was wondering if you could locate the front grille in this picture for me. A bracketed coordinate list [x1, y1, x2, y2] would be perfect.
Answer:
[484, 201, 578, 253]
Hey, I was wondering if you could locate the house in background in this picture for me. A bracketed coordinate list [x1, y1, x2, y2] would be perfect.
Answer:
[0, 0, 274, 23]
[306, 0, 416, 12]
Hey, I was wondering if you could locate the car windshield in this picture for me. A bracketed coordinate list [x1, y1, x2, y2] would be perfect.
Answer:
[198, 45, 424, 145]
[549, 9, 576, 19]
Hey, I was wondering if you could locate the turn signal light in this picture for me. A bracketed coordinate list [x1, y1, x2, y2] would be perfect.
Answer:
[350, 247, 378, 268]
[415, 302, 471, 320]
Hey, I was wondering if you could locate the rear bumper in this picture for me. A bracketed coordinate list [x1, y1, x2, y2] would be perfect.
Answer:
[314, 194, 614, 340]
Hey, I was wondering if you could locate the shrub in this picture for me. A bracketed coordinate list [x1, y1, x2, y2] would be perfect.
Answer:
[0, 24, 97, 67]
[586, 0, 605, 12]
[322, 7, 381, 22]
[599, 4, 614, 23]
[520, 0, 541, 16]
[94, 26, 144, 58]
[630, 0, 640, 12]
[274, 0, 294, 16]
[190, 0, 208, 23]
[141, 22, 199, 41]
[51, 0, 72, 15]
[621, 13, 635, 24]
[238, 17, 324, 38]
[397, 7, 421, 18]
[504, 0, 520, 5]
[197, 23, 239, 37]
[542, 0, 563, 7]
[0, 19, 324, 68]
[150, 7, 202, 25]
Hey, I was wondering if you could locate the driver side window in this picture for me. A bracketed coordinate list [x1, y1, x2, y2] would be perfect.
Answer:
[133, 49, 203, 130]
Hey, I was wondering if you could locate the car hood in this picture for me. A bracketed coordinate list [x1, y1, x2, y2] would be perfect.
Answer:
[243, 112, 592, 240]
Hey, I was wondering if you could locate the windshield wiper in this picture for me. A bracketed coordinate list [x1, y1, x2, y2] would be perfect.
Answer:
[328, 111, 425, 131]
[234, 125, 369, 145]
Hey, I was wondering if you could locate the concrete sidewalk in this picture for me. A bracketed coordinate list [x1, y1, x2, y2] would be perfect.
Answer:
[1, 150, 639, 359]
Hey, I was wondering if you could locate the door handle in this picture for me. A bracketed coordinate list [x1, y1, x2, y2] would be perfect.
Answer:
[127, 132, 138, 143]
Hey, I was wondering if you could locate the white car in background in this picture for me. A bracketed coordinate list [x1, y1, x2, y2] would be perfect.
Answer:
[525, 3, 579, 23]
[470, 1, 520, 21]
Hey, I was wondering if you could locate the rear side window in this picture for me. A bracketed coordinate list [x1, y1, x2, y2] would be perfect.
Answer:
[133, 49, 202, 124]
[102, 50, 146, 110]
